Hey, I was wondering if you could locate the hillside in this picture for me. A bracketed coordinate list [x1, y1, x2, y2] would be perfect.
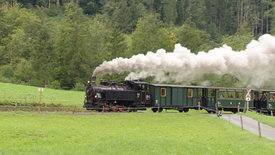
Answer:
[0, 82, 85, 107]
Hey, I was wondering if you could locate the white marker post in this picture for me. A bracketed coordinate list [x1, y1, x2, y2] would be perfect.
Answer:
[245, 89, 251, 112]
[38, 88, 44, 113]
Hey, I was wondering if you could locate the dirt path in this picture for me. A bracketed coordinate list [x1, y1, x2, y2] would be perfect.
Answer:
[212, 114, 275, 141]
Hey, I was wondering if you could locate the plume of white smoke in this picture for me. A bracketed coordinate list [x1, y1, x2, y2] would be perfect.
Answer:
[93, 34, 275, 88]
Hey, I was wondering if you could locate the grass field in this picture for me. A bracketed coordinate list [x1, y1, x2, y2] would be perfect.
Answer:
[239, 111, 275, 128]
[0, 111, 274, 154]
[0, 82, 85, 107]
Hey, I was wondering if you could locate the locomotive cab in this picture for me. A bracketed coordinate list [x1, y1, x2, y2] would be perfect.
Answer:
[126, 81, 151, 106]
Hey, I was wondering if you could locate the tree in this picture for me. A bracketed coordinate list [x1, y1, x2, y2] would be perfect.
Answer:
[131, 14, 174, 55]
[161, 0, 177, 25]
[55, 3, 91, 88]
[103, 0, 145, 33]
[105, 24, 127, 60]
[174, 24, 213, 53]
[30, 21, 56, 85]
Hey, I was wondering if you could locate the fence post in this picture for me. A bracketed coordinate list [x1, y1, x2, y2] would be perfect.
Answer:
[240, 115, 243, 130]
[38, 104, 41, 113]
[73, 105, 76, 114]
[258, 121, 262, 138]
[238, 104, 240, 113]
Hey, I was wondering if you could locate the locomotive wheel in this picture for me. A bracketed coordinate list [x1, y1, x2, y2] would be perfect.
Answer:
[152, 108, 158, 113]
[119, 107, 123, 112]
[112, 107, 117, 112]
[97, 109, 102, 112]
[178, 109, 183, 113]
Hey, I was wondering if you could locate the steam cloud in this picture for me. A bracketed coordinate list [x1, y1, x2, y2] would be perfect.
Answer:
[93, 34, 275, 88]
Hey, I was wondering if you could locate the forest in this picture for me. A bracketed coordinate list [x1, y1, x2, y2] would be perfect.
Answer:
[0, 0, 275, 89]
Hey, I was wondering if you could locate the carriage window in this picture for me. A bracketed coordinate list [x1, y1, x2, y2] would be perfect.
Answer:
[235, 91, 244, 99]
[270, 93, 275, 100]
[218, 91, 227, 98]
[160, 88, 166, 97]
[198, 89, 202, 96]
[188, 89, 193, 98]
[208, 89, 214, 96]
[227, 92, 235, 98]
[253, 92, 258, 100]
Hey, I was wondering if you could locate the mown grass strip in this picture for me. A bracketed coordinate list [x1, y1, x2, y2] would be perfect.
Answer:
[0, 111, 274, 154]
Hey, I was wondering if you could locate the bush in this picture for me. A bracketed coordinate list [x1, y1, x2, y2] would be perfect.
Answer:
[74, 82, 85, 91]
[49, 80, 61, 89]
[0, 65, 14, 79]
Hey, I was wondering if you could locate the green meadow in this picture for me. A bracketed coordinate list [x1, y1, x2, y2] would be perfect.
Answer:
[0, 111, 274, 154]
[0, 82, 84, 107]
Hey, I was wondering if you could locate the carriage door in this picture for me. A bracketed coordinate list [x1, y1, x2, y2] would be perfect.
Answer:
[207, 89, 216, 108]
[253, 91, 259, 109]
[201, 89, 207, 107]
[140, 84, 147, 104]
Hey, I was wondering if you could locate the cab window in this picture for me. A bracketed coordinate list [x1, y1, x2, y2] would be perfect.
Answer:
[160, 88, 166, 97]
[188, 89, 193, 98]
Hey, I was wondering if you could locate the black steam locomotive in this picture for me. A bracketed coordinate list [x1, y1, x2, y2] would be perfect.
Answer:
[84, 78, 275, 115]
[83, 77, 151, 112]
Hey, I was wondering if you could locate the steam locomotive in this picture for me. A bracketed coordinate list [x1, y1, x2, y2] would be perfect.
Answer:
[83, 77, 275, 114]
[84, 77, 151, 112]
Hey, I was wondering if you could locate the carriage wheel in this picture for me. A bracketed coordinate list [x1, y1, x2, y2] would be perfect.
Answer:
[158, 108, 163, 112]
[184, 109, 189, 113]
[152, 108, 158, 113]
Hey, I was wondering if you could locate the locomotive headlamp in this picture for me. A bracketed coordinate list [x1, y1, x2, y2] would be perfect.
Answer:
[96, 93, 102, 99]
